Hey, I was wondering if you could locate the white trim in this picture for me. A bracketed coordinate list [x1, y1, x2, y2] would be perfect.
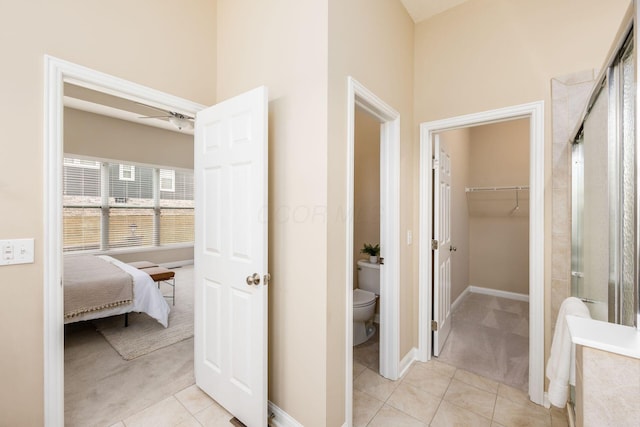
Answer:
[398, 347, 417, 378]
[268, 401, 303, 427]
[44, 55, 205, 426]
[346, 76, 401, 426]
[418, 101, 545, 406]
[467, 286, 530, 302]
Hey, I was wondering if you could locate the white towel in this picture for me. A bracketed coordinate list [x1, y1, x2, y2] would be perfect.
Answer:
[546, 297, 591, 408]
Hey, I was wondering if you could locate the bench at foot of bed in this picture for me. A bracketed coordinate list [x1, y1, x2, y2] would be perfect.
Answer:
[127, 262, 176, 306]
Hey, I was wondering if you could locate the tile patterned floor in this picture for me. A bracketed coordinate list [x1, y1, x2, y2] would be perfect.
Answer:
[78, 287, 566, 426]
[353, 359, 568, 427]
[107, 384, 234, 427]
[109, 361, 568, 427]
[352, 291, 568, 427]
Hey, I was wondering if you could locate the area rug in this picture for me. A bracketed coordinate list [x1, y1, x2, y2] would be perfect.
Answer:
[93, 266, 194, 360]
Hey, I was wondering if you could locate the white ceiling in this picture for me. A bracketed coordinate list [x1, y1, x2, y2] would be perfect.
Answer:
[400, 0, 470, 22]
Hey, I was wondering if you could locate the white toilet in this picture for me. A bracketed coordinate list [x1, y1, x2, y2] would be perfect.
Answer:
[353, 259, 380, 346]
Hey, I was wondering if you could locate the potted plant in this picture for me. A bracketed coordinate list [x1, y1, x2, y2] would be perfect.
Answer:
[361, 243, 380, 264]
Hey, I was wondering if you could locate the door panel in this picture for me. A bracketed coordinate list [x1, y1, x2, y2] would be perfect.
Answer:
[433, 136, 453, 356]
[194, 86, 268, 427]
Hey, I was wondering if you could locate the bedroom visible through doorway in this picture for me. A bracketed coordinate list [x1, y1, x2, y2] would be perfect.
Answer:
[62, 83, 198, 425]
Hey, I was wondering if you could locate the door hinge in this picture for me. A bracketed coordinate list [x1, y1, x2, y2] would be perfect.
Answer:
[432, 158, 439, 170]
[431, 239, 439, 250]
[431, 320, 438, 331]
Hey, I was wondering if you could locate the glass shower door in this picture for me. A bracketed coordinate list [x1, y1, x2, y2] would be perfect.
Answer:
[571, 33, 637, 327]
[572, 86, 610, 322]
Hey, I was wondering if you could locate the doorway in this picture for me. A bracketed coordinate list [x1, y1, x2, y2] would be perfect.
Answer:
[431, 119, 531, 392]
[418, 101, 546, 406]
[345, 77, 401, 424]
[44, 57, 206, 424]
[45, 58, 271, 427]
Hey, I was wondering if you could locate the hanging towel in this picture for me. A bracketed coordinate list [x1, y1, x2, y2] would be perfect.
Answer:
[546, 297, 591, 408]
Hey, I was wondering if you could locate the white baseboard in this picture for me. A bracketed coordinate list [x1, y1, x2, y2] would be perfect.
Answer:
[468, 285, 529, 302]
[268, 401, 303, 427]
[399, 347, 417, 378]
[451, 287, 471, 312]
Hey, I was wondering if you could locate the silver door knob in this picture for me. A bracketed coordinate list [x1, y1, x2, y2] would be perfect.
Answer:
[246, 273, 261, 286]
[449, 245, 457, 252]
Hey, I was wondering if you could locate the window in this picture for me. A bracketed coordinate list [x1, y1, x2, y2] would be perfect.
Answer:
[119, 164, 135, 181]
[160, 169, 175, 192]
[63, 157, 194, 252]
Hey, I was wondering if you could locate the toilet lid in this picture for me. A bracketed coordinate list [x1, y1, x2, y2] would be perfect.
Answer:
[353, 288, 376, 307]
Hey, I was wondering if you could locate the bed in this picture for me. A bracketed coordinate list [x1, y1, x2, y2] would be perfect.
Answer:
[64, 255, 170, 327]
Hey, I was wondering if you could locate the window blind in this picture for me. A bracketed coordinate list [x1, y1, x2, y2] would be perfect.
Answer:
[63, 157, 194, 252]
[160, 170, 194, 245]
[63, 159, 102, 251]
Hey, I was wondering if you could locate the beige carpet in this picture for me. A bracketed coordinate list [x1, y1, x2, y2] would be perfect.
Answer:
[93, 265, 194, 360]
[436, 291, 530, 391]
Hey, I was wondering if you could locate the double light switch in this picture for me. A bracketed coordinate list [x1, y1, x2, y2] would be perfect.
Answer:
[0, 239, 35, 266]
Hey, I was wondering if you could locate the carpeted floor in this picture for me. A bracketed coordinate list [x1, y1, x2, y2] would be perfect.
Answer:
[435, 291, 530, 391]
[92, 267, 194, 360]
[64, 265, 195, 427]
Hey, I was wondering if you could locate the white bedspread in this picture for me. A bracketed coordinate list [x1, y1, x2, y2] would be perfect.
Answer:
[64, 255, 170, 328]
[101, 256, 171, 327]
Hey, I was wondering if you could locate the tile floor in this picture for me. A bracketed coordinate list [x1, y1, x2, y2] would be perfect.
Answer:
[352, 292, 568, 427]
[109, 359, 568, 427]
[107, 384, 234, 427]
[353, 358, 567, 427]
[74, 283, 567, 426]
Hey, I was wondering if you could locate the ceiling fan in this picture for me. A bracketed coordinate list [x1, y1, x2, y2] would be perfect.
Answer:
[138, 105, 194, 130]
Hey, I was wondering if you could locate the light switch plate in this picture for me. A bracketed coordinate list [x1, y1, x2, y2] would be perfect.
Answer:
[0, 239, 34, 265]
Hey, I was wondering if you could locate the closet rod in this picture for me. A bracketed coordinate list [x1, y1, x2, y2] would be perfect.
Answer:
[465, 185, 529, 192]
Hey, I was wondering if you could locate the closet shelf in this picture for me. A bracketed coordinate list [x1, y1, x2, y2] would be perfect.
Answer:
[465, 186, 529, 217]
[465, 185, 530, 192]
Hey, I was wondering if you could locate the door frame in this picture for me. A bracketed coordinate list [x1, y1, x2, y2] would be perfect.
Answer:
[418, 101, 546, 406]
[43, 55, 205, 425]
[345, 77, 401, 424]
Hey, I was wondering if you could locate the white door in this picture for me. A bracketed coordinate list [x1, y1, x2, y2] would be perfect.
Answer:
[194, 86, 269, 427]
[433, 136, 453, 356]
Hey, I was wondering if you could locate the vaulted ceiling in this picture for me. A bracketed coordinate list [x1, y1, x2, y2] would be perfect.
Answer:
[400, 0, 471, 22]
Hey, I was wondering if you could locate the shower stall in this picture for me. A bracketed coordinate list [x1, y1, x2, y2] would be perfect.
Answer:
[571, 10, 639, 328]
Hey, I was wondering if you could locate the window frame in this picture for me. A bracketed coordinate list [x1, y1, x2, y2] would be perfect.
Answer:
[63, 155, 194, 253]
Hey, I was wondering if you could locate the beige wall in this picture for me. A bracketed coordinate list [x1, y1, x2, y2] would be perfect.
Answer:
[328, 1, 414, 425]
[354, 108, 381, 286]
[216, 1, 329, 425]
[414, 0, 629, 377]
[468, 119, 530, 295]
[0, 0, 216, 423]
[64, 108, 194, 170]
[437, 128, 471, 303]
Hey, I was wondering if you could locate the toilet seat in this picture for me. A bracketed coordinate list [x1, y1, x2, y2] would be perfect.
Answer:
[353, 288, 376, 307]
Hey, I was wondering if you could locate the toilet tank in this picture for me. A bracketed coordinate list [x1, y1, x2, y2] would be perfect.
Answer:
[357, 259, 380, 294]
